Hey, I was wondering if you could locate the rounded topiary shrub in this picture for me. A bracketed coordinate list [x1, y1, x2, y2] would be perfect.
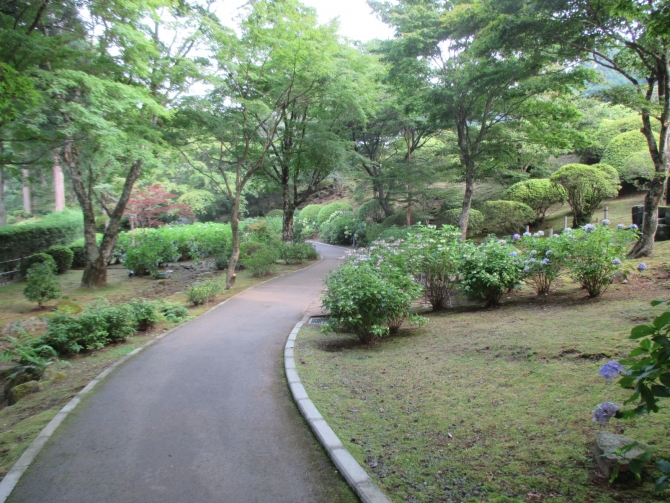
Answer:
[435, 208, 484, 236]
[602, 131, 655, 182]
[550, 163, 620, 226]
[503, 179, 566, 222]
[620, 151, 655, 183]
[45, 245, 74, 274]
[20, 253, 58, 278]
[592, 116, 644, 155]
[298, 204, 323, 224]
[482, 200, 535, 235]
[316, 202, 353, 225]
[382, 211, 427, 228]
[265, 209, 284, 218]
[69, 243, 86, 268]
[357, 200, 387, 223]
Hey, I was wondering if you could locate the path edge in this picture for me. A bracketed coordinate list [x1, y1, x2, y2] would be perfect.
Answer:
[285, 317, 392, 503]
[0, 255, 325, 503]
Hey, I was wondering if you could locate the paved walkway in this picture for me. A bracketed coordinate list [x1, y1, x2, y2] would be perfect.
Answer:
[9, 243, 356, 503]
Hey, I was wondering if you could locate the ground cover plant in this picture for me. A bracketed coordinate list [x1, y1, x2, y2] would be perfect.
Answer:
[297, 242, 670, 502]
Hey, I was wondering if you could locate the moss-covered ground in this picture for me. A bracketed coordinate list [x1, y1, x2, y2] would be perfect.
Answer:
[296, 241, 670, 503]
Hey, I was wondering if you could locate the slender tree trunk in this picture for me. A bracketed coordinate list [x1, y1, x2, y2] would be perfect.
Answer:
[375, 183, 393, 217]
[53, 153, 65, 211]
[282, 188, 295, 242]
[0, 166, 6, 226]
[628, 175, 665, 258]
[458, 165, 476, 239]
[226, 199, 240, 289]
[22, 169, 31, 214]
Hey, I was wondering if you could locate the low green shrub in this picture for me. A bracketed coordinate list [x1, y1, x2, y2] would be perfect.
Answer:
[382, 211, 427, 228]
[45, 245, 74, 274]
[460, 238, 522, 306]
[298, 204, 323, 225]
[503, 179, 567, 222]
[357, 200, 387, 223]
[128, 299, 159, 331]
[316, 202, 353, 225]
[157, 301, 189, 323]
[279, 242, 317, 264]
[436, 208, 484, 236]
[185, 280, 222, 306]
[23, 262, 61, 307]
[0, 333, 57, 388]
[122, 233, 180, 276]
[482, 200, 535, 235]
[319, 211, 365, 245]
[246, 247, 279, 277]
[515, 232, 567, 295]
[601, 131, 654, 182]
[266, 209, 284, 218]
[19, 253, 57, 278]
[69, 243, 86, 268]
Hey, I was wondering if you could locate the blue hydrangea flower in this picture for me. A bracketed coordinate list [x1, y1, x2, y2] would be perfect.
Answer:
[512, 233, 521, 240]
[541, 258, 550, 265]
[523, 265, 530, 273]
[591, 402, 620, 424]
[546, 250, 553, 256]
[582, 223, 596, 232]
[563, 227, 573, 232]
[601, 219, 610, 226]
[617, 223, 626, 230]
[638, 263, 647, 272]
[536, 230, 544, 236]
[630, 224, 638, 230]
[530, 250, 537, 256]
[599, 361, 624, 381]
[509, 251, 517, 257]
[552, 233, 560, 238]
[611, 258, 622, 266]
[523, 231, 532, 237]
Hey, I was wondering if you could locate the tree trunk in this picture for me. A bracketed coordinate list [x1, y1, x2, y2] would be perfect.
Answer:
[282, 190, 295, 242]
[628, 175, 664, 258]
[458, 166, 476, 239]
[53, 153, 65, 212]
[81, 212, 106, 287]
[375, 182, 393, 217]
[226, 200, 240, 289]
[22, 169, 31, 214]
[0, 166, 6, 226]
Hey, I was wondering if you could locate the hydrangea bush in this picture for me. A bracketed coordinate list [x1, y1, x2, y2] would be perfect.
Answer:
[516, 233, 568, 295]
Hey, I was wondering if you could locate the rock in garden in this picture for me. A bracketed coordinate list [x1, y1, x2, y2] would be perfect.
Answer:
[594, 431, 649, 477]
[7, 380, 42, 406]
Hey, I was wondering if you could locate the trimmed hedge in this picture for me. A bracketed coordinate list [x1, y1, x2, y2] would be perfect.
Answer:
[602, 131, 655, 182]
[265, 209, 284, 218]
[298, 204, 323, 224]
[482, 200, 535, 234]
[436, 208, 484, 236]
[357, 200, 387, 223]
[503, 179, 566, 222]
[316, 202, 353, 225]
[622, 151, 656, 183]
[19, 253, 57, 278]
[0, 210, 83, 263]
[46, 245, 74, 274]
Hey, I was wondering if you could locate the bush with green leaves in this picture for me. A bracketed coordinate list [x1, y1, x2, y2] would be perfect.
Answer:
[382, 211, 427, 228]
[69, 234, 103, 268]
[43, 304, 138, 355]
[122, 233, 180, 276]
[241, 218, 282, 243]
[298, 204, 323, 225]
[279, 242, 317, 264]
[459, 238, 522, 306]
[322, 261, 424, 344]
[245, 246, 279, 277]
[23, 262, 61, 307]
[319, 211, 365, 245]
[550, 163, 620, 227]
[620, 150, 656, 185]
[503, 179, 567, 222]
[127, 299, 159, 331]
[185, 280, 222, 306]
[157, 301, 189, 323]
[515, 232, 568, 295]
[435, 208, 484, 236]
[45, 245, 74, 274]
[19, 253, 58, 278]
[405, 225, 463, 310]
[0, 332, 58, 386]
[482, 200, 535, 235]
[592, 301, 670, 492]
[316, 202, 353, 225]
[601, 131, 655, 183]
[562, 224, 635, 298]
[357, 199, 387, 223]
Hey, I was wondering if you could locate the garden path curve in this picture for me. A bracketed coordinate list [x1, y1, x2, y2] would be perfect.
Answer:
[8, 243, 354, 503]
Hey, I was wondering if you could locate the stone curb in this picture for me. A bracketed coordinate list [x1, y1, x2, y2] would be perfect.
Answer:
[0, 254, 326, 503]
[285, 317, 392, 503]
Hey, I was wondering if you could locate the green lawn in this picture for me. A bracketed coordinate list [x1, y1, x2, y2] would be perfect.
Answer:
[295, 241, 670, 503]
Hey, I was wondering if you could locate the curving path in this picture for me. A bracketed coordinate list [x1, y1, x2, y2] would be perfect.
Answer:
[8, 243, 356, 503]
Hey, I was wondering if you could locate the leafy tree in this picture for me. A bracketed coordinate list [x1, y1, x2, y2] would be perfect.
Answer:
[550, 163, 620, 226]
[23, 261, 61, 307]
[124, 185, 193, 230]
[504, 179, 567, 222]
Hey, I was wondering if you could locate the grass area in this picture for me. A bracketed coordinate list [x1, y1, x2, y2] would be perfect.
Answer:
[295, 242, 670, 503]
[0, 259, 315, 480]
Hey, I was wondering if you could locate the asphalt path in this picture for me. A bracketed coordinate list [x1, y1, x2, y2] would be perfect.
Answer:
[9, 243, 356, 503]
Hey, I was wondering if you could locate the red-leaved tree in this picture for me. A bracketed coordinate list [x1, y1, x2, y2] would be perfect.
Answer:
[124, 185, 194, 229]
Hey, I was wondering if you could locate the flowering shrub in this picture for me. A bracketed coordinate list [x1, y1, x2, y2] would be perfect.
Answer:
[405, 225, 463, 310]
[459, 238, 522, 306]
[321, 262, 424, 343]
[185, 280, 222, 306]
[319, 211, 365, 245]
[516, 234, 567, 295]
[279, 242, 318, 264]
[562, 224, 636, 298]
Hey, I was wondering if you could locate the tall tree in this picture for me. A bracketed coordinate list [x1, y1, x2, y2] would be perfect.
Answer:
[509, 0, 669, 257]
